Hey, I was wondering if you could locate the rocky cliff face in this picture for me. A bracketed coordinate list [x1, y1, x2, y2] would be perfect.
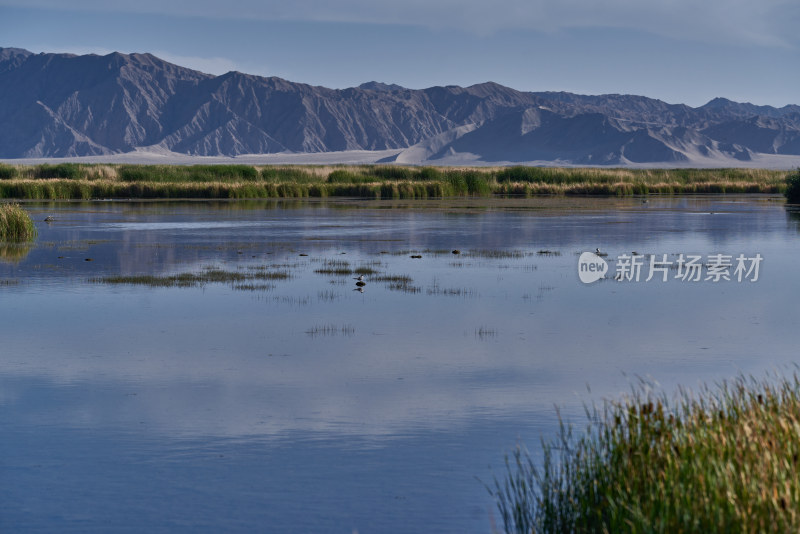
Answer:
[1, 48, 799, 164]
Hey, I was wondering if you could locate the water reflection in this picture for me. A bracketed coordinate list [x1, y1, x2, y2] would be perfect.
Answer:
[787, 206, 800, 231]
[1, 196, 798, 533]
[0, 243, 32, 263]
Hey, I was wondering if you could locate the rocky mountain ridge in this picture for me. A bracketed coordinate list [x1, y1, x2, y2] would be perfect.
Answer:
[1, 47, 799, 165]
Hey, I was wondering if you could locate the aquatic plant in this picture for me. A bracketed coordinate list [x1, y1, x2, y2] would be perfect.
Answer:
[314, 267, 354, 276]
[0, 164, 788, 200]
[93, 266, 290, 288]
[0, 203, 37, 242]
[305, 324, 355, 337]
[0, 164, 18, 179]
[489, 372, 800, 534]
[785, 168, 800, 203]
[353, 266, 378, 275]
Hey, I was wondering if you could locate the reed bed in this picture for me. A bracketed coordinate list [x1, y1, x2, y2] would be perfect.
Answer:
[93, 267, 290, 288]
[0, 203, 37, 242]
[0, 163, 789, 200]
[786, 169, 800, 203]
[490, 373, 800, 534]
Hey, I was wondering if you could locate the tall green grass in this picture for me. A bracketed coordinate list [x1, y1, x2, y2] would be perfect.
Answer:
[785, 169, 800, 203]
[0, 164, 788, 200]
[0, 203, 37, 242]
[490, 373, 800, 533]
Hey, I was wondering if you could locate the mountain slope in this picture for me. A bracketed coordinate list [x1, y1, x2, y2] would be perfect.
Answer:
[1, 47, 799, 165]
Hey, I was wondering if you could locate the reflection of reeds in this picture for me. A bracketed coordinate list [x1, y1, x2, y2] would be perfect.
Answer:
[427, 286, 478, 297]
[317, 290, 338, 302]
[0, 243, 32, 263]
[233, 283, 275, 291]
[490, 373, 800, 533]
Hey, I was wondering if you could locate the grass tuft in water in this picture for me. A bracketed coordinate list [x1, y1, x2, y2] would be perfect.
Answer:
[0, 203, 37, 242]
[354, 266, 378, 275]
[314, 267, 354, 276]
[475, 327, 497, 339]
[93, 266, 289, 287]
[305, 324, 355, 337]
[489, 372, 800, 533]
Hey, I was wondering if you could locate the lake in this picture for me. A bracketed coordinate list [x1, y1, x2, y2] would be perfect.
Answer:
[1, 196, 798, 533]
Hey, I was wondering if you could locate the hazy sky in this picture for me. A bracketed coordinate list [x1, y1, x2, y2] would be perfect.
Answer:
[1, 0, 798, 107]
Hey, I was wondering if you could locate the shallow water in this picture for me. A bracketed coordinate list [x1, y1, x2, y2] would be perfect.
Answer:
[1, 196, 798, 532]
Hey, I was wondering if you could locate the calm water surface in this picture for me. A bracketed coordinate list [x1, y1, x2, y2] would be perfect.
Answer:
[1, 197, 798, 532]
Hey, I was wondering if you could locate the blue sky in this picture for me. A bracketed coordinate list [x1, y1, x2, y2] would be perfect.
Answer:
[0, 0, 798, 107]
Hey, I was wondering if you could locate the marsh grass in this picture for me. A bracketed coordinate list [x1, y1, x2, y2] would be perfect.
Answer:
[466, 249, 528, 259]
[0, 164, 787, 200]
[354, 266, 379, 275]
[233, 283, 276, 291]
[475, 327, 497, 339]
[93, 266, 289, 287]
[305, 324, 355, 337]
[314, 267, 354, 276]
[785, 169, 800, 203]
[372, 274, 413, 284]
[369, 273, 420, 293]
[0, 203, 37, 242]
[386, 281, 421, 293]
[427, 286, 478, 297]
[490, 373, 800, 534]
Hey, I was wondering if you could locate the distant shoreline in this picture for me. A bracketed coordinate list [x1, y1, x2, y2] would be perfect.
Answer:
[0, 163, 789, 200]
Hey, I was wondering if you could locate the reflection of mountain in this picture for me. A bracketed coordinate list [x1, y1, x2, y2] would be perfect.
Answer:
[2, 47, 800, 165]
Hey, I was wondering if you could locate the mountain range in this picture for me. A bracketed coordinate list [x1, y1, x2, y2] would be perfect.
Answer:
[2, 47, 800, 166]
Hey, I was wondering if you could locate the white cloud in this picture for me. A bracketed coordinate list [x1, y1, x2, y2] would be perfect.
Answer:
[2, 0, 797, 47]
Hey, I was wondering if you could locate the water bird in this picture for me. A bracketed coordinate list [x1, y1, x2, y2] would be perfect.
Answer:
[354, 275, 365, 281]
[595, 248, 608, 257]
[44, 215, 54, 222]
[355, 281, 366, 287]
